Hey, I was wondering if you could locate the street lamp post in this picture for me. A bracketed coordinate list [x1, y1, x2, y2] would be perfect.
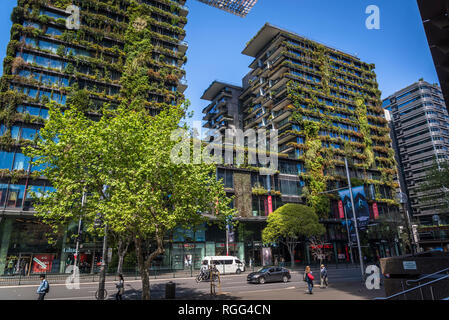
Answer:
[73, 191, 86, 275]
[399, 192, 416, 255]
[343, 205, 355, 264]
[344, 157, 365, 282]
[97, 223, 108, 300]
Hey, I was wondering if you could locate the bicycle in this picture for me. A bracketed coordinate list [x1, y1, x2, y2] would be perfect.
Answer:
[95, 288, 108, 300]
[196, 271, 219, 283]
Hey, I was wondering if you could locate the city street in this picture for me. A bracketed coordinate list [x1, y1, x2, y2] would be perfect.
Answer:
[0, 267, 384, 300]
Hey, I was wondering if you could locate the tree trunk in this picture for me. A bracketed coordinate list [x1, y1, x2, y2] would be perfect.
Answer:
[135, 238, 151, 300]
[116, 239, 129, 275]
[287, 241, 295, 269]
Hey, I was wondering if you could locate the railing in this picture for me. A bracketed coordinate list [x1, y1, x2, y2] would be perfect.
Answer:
[374, 268, 449, 300]
[406, 267, 449, 286]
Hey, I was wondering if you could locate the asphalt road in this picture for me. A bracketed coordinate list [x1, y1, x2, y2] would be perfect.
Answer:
[0, 267, 381, 300]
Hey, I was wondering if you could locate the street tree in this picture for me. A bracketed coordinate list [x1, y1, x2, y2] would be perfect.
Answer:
[25, 102, 235, 300]
[309, 237, 333, 266]
[262, 203, 325, 268]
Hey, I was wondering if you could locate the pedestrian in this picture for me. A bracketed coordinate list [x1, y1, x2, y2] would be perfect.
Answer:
[320, 264, 328, 288]
[115, 274, 125, 300]
[36, 274, 49, 300]
[303, 266, 314, 294]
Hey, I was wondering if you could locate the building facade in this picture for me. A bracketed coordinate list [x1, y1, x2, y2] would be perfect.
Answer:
[383, 80, 449, 252]
[202, 24, 406, 267]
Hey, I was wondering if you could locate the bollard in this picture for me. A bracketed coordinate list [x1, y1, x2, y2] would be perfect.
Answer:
[165, 281, 176, 299]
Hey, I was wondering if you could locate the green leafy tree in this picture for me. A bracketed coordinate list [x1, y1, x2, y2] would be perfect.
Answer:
[25, 102, 235, 300]
[262, 203, 325, 267]
[418, 161, 449, 223]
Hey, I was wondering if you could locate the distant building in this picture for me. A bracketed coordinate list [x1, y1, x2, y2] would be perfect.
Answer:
[383, 80, 449, 251]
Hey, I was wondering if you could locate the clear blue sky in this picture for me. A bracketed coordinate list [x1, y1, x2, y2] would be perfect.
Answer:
[0, 0, 439, 126]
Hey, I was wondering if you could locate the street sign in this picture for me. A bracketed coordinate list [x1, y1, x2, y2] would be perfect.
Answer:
[403, 261, 417, 270]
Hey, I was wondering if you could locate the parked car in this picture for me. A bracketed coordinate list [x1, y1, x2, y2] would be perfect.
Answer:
[202, 256, 245, 274]
[247, 266, 291, 284]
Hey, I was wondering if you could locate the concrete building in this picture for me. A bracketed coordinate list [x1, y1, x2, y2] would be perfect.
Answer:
[383, 80, 449, 251]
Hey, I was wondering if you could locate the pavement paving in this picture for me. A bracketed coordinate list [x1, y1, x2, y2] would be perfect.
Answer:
[0, 267, 386, 300]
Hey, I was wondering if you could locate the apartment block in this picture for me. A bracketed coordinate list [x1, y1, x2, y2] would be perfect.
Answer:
[383, 80, 449, 251]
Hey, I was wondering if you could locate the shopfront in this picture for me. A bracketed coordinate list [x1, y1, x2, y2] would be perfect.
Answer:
[0, 216, 62, 275]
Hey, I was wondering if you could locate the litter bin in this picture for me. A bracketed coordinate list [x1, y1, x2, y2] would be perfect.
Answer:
[165, 281, 176, 299]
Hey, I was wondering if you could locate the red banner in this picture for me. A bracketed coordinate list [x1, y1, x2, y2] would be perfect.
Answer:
[267, 195, 273, 215]
[373, 202, 379, 220]
[31, 254, 54, 273]
[338, 200, 345, 219]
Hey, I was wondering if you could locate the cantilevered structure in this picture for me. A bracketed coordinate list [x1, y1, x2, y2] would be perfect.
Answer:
[196, 0, 258, 17]
[417, 0, 449, 112]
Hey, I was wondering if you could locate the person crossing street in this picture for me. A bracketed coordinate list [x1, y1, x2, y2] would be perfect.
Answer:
[320, 264, 328, 288]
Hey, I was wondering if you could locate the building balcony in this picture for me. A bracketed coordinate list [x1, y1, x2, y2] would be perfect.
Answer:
[178, 40, 188, 54]
[178, 5, 189, 17]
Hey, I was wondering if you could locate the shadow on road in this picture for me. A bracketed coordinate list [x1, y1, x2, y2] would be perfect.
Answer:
[107, 282, 240, 300]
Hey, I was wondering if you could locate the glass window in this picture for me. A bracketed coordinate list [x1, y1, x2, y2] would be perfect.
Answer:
[11, 126, 20, 139]
[7, 184, 26, 208]
[13, 153, 30, 171]
[0, 183, 8, 206]
[46, 26, 62, 36]
[0, 151, 14, 170]
[40, 108, 49, 119]
[21, 127, 37, 140]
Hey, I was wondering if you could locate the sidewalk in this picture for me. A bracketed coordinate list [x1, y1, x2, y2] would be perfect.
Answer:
[229, 282, 385, 300]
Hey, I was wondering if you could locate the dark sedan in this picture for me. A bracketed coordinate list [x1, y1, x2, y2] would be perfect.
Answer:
[247, 267, 291, 284]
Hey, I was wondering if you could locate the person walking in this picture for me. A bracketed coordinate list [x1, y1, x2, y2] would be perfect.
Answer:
[320, 264, 328, 288]
[303, 266, 314, 294]
[36, 275, 49, 300]
[115, 274, 125, 300]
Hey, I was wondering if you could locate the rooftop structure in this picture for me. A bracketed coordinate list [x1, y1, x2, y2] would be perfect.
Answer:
[197, 0, 258, 17]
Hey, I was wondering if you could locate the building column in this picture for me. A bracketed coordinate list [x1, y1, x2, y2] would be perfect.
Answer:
[0, 218, 13, 275]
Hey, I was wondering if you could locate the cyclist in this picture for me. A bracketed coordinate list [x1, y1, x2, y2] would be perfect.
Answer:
[199, 260, 209, 280]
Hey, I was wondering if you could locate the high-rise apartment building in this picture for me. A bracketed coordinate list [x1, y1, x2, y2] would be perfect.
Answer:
[0, 0, 188, 275]
[383, 80, 449, 251]
[202, 23, 405, 263]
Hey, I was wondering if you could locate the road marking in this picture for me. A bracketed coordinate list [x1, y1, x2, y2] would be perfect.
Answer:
[235, 286, 296, 294]
[47, 296, 96, 300]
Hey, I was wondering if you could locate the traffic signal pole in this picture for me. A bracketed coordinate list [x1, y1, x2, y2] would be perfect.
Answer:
[344, 157, 365, 282]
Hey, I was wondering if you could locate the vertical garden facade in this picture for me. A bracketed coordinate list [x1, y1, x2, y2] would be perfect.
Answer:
[0, 0, 188, 275]
[202, 24, 405, 264]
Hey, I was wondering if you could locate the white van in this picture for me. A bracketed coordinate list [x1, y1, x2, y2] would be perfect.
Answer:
[202, 256, 245, 274]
